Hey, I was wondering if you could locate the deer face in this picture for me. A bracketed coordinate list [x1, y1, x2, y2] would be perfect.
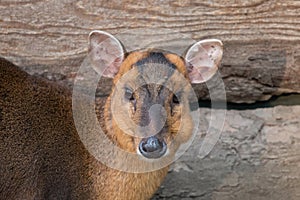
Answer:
[89, 31, 223, 160]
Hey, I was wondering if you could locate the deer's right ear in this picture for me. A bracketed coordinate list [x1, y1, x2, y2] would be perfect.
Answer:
[88, 30, 125, 78]
[184, 39, 223, 84]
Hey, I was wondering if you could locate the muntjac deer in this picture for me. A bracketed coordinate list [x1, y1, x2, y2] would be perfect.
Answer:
[0, 30, 223, 199]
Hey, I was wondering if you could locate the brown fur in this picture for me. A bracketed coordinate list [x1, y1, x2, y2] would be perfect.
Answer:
[105, 51, 194, 154]
[113, 51, 150, 85]
[0, 50, 193, 199]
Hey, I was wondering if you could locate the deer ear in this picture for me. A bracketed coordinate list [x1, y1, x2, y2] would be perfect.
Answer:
[184, 39, 223, 83]
[88, 30, 125, 78]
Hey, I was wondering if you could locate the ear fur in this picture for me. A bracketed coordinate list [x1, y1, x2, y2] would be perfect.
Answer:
[88, 30, 125, 78]
[184, 39, 223, 83]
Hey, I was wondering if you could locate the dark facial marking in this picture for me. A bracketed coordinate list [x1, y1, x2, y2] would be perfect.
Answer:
[135, 52, 177, 70]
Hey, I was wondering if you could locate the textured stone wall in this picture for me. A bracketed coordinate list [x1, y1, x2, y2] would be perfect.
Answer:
[1, 1, 300, 199]
[153, 106, 300, 199]
[1, 0, 300, 103]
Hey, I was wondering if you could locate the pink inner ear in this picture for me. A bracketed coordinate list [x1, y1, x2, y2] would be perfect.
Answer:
[187, 64, 212, 83]
[185, 39, 223, 83]
[89, 31, 125, 78]
[102, 57, 123, 78]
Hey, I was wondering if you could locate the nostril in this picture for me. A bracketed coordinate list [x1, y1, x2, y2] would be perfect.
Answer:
[141, 137, 161, 152]
[139, 136, 167, 159]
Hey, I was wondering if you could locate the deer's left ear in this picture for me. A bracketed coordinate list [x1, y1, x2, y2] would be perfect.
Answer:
[88, 30, 125, 78]
[184, 39, 223, 83]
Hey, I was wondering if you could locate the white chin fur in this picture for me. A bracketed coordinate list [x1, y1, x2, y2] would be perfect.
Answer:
[136, 146, 170, 162]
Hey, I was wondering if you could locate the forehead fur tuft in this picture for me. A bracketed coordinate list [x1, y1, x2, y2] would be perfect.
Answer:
[113, 50, 188, 85]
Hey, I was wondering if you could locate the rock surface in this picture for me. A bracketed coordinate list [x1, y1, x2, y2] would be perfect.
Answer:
[152, 106, 300, 200]
[1, 0, 300, 103]
[1, 1, 300, 198]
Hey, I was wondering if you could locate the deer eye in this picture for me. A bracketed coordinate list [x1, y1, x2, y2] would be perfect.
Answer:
[125, 88, 135, 101]
[172, 94, 180, 104]
[125, 88, 136, 112]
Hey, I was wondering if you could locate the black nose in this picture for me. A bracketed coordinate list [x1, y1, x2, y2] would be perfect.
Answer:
[138, 136, 167, 159]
